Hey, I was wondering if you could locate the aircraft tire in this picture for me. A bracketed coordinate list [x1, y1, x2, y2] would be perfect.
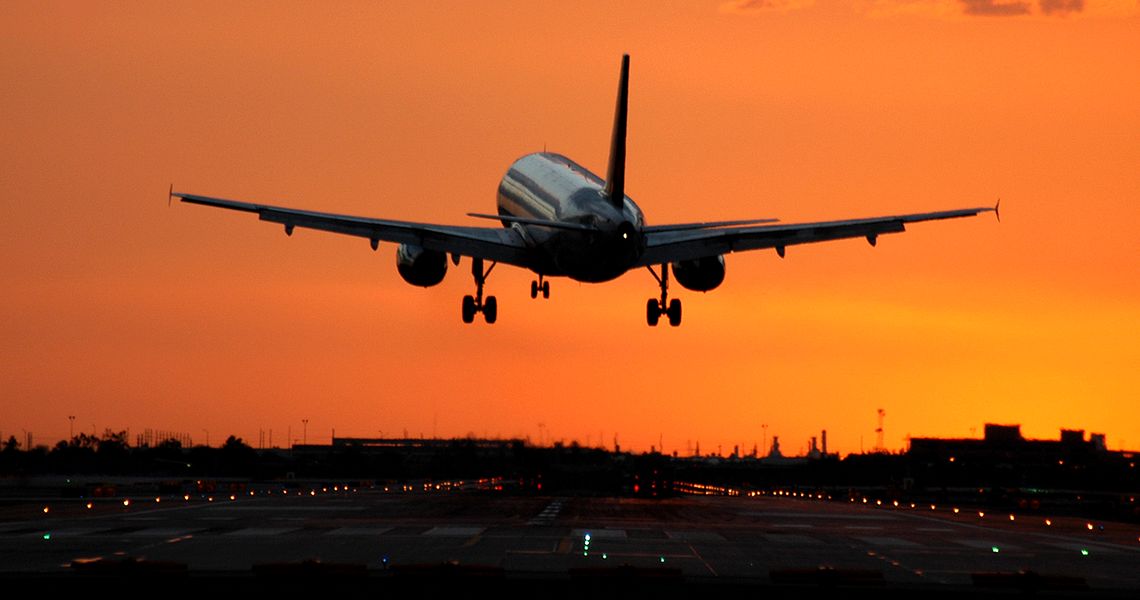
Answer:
[667, 299, 682, 327]
[646, 299, 661, 327]
[462, 295, 476, 324]
[484, 296, 498, 324]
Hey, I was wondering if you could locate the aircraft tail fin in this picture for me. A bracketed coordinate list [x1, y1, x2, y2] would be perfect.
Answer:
[602, 54, 630, 210]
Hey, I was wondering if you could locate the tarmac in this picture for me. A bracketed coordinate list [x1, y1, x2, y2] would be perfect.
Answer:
[2, 480, 1138, 598]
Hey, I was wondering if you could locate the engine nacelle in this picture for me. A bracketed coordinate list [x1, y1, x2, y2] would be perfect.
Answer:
[671, 255, 726, 292]
[396, 244, 447, 287]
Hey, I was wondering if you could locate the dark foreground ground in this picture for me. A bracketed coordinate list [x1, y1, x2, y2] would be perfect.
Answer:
[2, 481, 1138, 599]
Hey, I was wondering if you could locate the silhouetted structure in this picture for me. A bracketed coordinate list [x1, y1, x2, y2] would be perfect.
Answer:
[2, 424, 1136, 520]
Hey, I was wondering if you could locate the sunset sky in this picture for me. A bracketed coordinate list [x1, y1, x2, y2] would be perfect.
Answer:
[2, 1, 1137, 457]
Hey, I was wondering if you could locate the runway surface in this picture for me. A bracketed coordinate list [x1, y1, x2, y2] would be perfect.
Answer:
[2, 482, 1138, 597]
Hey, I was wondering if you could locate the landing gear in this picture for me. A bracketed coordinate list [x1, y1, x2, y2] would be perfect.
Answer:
[646, 264, 682, 327]
[530, 275, 550, 299]
[461, 257, 498, 324]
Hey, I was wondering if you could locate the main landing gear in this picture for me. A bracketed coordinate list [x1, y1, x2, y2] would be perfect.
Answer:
[530, 275, 550, 300]
[462, 257, 497, 324]
[646, 263, 681, 327]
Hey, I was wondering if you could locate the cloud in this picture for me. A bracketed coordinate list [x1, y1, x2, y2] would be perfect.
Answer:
[719, 0, 817, 14]
[958, 0, 1032, 15]
[1038, 0, 1085, 14]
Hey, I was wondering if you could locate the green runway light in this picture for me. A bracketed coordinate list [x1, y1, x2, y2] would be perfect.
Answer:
[991, 546, 999, 553]
[1081, 549, 1090, 556]
[42, 533, 50, 540]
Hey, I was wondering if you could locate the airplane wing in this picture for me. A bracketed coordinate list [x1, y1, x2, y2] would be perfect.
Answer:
[636, 206, 997, 266]
[172, 192, 533, 268]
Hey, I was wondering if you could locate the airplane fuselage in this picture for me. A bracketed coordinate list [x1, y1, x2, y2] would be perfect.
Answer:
[496, 152, 645, 282]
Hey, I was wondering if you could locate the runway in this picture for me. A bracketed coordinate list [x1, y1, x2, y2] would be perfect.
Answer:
[2, 482, 1138, 597]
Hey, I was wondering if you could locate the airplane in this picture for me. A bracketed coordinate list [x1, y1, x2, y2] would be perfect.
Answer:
[172, 54, 997, 327]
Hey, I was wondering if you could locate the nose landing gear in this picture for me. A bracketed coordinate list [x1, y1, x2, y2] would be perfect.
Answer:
[646, 263, 681, 327]
[462, 257, 498, 324]
[530, 275, 550, 299]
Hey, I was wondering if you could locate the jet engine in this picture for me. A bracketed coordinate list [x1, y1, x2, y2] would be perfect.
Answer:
[671, 255, 725, 292]
[396, 243, 447, 287]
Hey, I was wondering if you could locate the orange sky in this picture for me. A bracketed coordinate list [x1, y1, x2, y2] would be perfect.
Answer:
[2, 1, 1137, 456]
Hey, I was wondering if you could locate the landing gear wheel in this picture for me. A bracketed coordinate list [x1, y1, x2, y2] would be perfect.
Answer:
[667, 298, 682, 327]
[484, 296, 498, 324]
[530, 277, 551, 300]
[462, 258, 498, 324]
[462, 295, 476, 324]
[646, 263, 684, 327]
[646, 298, 661, 327]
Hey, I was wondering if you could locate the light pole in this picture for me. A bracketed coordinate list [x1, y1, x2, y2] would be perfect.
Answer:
[761, 424, 768, 457]
[68, 415, 75, 440]
[202, 429, 209, 447]
[302, 419, 308, 446]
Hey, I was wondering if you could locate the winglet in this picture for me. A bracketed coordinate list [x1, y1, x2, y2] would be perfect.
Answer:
[994, 198, 1001, 223]
[168, 184, 174, 207]
[602, 54, 630, 210]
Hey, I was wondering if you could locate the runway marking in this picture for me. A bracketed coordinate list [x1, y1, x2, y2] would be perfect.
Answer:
[326, 527, 393, 536]
[688, 543, 718, 576]
[843, 526, 884, 531]
[853, 536, 922, 547]
[23, 528, 101, 537]
[200, 511, 364, 515]
[572, 528, 626, 539]
[952, 539, 1021, 550]
[761, 533, 823, 545]
[744, 511, 900, 520]
[771, 524, 813, 529]
[424, 526, 485, 537]
[916, 527, 955, 532]
[225, 527, 300, 536]
[132, 528, 201, 537]
[528, 499, 564, 526]
[1043, 541, 1120, 554]
[666, 530, 726, 542]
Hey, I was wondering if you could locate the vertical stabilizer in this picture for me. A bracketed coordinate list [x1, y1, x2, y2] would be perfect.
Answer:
[603, 54, 630, 209]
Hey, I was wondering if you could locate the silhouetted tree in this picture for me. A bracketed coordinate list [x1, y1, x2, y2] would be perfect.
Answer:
[220, 435, 257, 475]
